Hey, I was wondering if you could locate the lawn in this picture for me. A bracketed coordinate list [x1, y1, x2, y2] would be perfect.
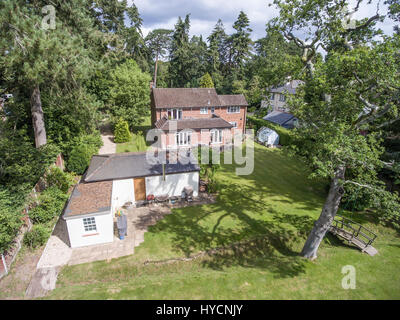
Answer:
[46, 144, 400, 299]
[116, 117, 152, 153]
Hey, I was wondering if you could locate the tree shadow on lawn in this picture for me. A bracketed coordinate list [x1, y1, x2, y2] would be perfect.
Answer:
[151, 181, 318, 278]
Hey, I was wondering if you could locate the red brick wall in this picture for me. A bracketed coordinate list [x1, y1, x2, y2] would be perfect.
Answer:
[155, 106, 246, 132]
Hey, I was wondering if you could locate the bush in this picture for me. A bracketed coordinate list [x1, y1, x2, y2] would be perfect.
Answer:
[114, 119, 131, 143]
[29, 187, 69, 224]
[46, 166, 75, 193]
[64, 133, 103, 175]
[0, 188, 24, 252]
[247, 116, 294, 146]
[23, 224, 50, 248]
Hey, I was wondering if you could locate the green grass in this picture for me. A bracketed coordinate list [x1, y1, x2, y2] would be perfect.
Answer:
[46, 144, 400, 299]
[116, 117, 152, 153]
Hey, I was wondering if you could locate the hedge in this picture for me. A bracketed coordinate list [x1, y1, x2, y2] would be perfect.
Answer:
[247, 116, 294, 146]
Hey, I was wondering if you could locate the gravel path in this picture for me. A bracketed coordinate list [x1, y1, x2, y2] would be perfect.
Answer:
[99, 134, 116, 155]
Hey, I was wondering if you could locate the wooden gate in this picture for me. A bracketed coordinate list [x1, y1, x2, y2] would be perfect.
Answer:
[134, 178, 146, 201]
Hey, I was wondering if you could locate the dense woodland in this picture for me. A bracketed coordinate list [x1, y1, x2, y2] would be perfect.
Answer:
[0, 0, 399, 258]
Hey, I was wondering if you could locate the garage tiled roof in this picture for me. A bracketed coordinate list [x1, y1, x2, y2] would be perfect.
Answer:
[63, 181, 112, 218]
[152, 88, 248, 108]
[155, 115, 233, 131]
[84, 151, 200, 183]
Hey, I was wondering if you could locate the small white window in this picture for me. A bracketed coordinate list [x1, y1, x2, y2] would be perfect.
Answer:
[167, 108, 182, 120]
[175, 131, 192, 146]
[229, 122, 237, 128]
[200, 107, 208, 114]
[210, 129, 223, 144]
[279, 94, 286, 102]
[83, 217, 97, 232]
[227, 106, 240, 113]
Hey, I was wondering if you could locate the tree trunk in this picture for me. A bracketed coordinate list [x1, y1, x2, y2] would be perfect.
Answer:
[300, 166, 346, 260]
[153, 51, 159, 88]
[30, 85, 47, 148]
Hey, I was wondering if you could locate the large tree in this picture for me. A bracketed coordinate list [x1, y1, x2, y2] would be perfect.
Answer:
[0, 0, 101, 148]
[271, 0, 400, 259]
[145, 29, 173, 87]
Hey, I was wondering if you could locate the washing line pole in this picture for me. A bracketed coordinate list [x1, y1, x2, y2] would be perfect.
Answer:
[1, 253, 8, 275]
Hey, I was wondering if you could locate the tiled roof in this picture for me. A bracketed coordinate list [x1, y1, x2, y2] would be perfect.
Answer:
[63, 181, 112, 218]
[152, 88, 248, 108]
[155, 115, 233, 131]
[218, 94, 248, 106]
[268, 80, 305, 95]
[84, 152, 200, 183]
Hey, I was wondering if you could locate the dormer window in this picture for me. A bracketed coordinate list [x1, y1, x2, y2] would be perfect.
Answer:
[200, 107, 208, 114]
[167, 108, 182, 120]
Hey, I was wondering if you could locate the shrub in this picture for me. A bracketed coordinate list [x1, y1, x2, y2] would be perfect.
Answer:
[0, 188, 24, 252]
[64, 133, 103, 175]
[66, 144, 93, 174]
[114, 119, 131, 143]
[23, 224, 50, 248]
[29, 187, 69, 224]
[46, 166, 75, 193]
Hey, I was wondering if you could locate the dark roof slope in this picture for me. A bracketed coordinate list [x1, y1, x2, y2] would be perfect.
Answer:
[263, 111, 296, 126]
[84, 152, 200, 183]
[152, 88, 248, 108]
[63, 181, 112, 218]
[155, 115, 233, 131]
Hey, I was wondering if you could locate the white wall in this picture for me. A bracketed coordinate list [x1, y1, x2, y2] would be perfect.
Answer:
[66, 211, 113, 248]
[145, 172, 199, 198]
[111, 179, 135, 214]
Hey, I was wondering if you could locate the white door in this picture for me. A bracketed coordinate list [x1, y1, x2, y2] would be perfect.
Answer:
[111, 179, 135, 214]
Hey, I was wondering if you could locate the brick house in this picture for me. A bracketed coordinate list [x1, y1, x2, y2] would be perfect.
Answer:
[150, 88, 248, 149]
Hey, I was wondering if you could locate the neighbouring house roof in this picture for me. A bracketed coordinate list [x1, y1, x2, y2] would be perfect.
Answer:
[268, 80, 305, 95]
[155, 115, 233, 131]
[83, 151, 200, 183]
[263, 111, 297, 128]
[152, 88, 248, 109]
[63, 181, 112, 219]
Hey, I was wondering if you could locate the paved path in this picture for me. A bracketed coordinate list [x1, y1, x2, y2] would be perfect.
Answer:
[99, 134, 116, 154]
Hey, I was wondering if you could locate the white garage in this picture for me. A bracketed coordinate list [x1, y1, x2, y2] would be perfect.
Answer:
[63, 151, 200, 248]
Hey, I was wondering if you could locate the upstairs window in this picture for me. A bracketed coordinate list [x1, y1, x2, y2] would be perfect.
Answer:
[229, 122, 237, 128]
[200, 107, 208, 114]
[175, 131, 192, 146]
[210, 129, 223, 144]
[83, 217, 97, 232]
[270, 93, 275, 101]
[227, 106, 240, 113]
[279, 94, 286, 102]
[167, 108, 182, 120]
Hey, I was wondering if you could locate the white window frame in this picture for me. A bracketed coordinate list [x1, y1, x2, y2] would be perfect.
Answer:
[83, 217, 97, 233]
[167, 108, 182, 120]
[279, 94, 286, 102]
[229, 122, 237, 128]
[227, 106, 240, 113]
[210, 129, 223, 144]
[175, 131, 192, 146]
[200, 107, 208, 114]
